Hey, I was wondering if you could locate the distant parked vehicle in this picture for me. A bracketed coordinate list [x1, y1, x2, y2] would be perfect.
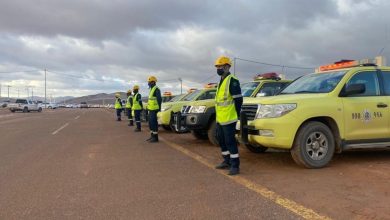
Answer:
[1, 100, 10, 108]
[80, 102, 88, 108]
[8, 99, 42, 113]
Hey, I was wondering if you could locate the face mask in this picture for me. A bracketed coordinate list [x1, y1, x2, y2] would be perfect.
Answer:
[217, 68, 225, 76]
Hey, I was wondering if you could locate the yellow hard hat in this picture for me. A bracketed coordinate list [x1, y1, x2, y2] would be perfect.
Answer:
[148, 75, 157, 82]
[115, 93, 120, 98]
[133, 85, 140, 90]
[127, 89, 132, 93]
[215, 56, 232, 67]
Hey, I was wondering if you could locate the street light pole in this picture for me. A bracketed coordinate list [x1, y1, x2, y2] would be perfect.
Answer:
[44, 69, 47, 108]
[6, 85, 11, 99]
[178, 78, 183, 94]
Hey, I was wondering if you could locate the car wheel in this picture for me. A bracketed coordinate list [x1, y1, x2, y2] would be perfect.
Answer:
[207, 120, 218, 146]
[191, 129, 208, 140]
[291, 121, 335, 169]
[23, 107, 28, 113]
[10, 110, 15, 113]
[38, 108, 42, 112]
[245, 143, 268, 153]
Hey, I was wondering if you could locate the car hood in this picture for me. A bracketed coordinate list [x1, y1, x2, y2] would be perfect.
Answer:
[187, 99, 215, 107]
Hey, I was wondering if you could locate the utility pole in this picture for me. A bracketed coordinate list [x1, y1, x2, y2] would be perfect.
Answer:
[17, 89, 19, 98]
[44, 69, 47, 108]
[0, 83, 2, 98]
[6, 85, 11, 100]
[178, 78, 183, 94]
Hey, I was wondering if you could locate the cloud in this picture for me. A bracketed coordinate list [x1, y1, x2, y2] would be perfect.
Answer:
[0, 0, 389, 97]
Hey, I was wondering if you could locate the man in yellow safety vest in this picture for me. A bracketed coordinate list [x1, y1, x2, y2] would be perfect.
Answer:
[114, 93, 123, 121]
[125, 89, 134, 126]
[146, 76, 162, 143]
[132, 85, 143, 132]
[214, 56, 243, 175]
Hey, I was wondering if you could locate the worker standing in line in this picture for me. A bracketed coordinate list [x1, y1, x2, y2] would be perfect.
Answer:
[132, 85, 143, 132]
[214, 56, 243, 176]
[146, 76, 162, 143]
[125, 89, 134, 126]
[114, 93, 123, 121]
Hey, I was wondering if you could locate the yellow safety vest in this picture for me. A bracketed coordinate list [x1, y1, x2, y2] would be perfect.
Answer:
[148, 86, 159, 111]
[115, 98, 122, 109]
[132, 93, 142, 110]
[126, 95, 132, 109]
[215, 74, 238, 125]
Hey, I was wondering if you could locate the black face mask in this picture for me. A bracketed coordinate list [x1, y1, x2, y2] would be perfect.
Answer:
[133, 89, 138, 94]
[217, 68, 225, 76]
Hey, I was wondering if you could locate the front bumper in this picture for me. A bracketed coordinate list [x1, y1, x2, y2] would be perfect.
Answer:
[239, 112, 300, 149]
[157, 111, 171, 125]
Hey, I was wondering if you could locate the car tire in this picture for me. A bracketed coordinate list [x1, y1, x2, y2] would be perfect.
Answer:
[291, 121, 335, 169]
[23, 107, 28, 113]
[10, 110, 15, 113]
[38, 108, 42, 112]
[245, 143, 268, 153]
[207, 120, 218, 146]
[191, 129, 208, 140]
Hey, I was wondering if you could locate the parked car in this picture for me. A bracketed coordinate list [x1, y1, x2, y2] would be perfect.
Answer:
[80, 102, 88, 108]
[8, 99, 42, 113]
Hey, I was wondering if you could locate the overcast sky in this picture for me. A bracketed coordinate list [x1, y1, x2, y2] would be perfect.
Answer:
[0, 0, 389, 98]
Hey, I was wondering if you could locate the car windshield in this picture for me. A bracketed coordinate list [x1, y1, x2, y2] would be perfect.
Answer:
[169, 94, 185, 102]
[16, 99, 27, 104]
[182, 90, 202, 101]
[280, 71, 346, 94]
[241, 82, 260, 97]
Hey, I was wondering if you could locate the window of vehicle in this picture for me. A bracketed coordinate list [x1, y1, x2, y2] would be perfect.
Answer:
[197, 90, 216, 100]
[169, 94, 185, 102]
[257, 82, 290, 97]
[16, 99, 28, 104]
[381, 71, 390, 95]
[346, 71, 379, 96]
[241, 82, 260, 97]
[281, 71, 346, 94]
[182, 90, 202, 101]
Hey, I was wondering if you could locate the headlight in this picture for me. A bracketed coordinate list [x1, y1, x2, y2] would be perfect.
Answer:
[256, 104, 296, 118]
[189, 105, 207, 113]
[161, 105, 172, 112]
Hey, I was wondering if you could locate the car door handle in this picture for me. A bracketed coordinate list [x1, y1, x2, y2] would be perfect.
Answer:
[377, 103, 388, 108]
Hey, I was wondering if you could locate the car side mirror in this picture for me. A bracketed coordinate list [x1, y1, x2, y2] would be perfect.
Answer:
[342, 83, 366, 97]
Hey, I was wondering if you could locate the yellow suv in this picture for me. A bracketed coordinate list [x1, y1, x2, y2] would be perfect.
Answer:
[240, 56, 389, 168]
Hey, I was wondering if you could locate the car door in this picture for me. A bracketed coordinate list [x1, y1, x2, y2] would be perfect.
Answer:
[379, 70, 390, 137]
[342, 70, 389, 141]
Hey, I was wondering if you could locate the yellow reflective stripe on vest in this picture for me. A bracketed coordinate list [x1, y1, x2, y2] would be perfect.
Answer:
[148, 86, 159, 110]
[115, 98, 121, 109]
[125, 96, 132, 108]
[215, 74, 238, 125]
[132, 93, 142, 110]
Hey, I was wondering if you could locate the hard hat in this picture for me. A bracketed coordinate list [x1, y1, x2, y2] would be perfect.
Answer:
[148, 76, 157, 83]
[215, 56, 232, 67]
[133, 85, 140, 90]
[127, 89, 132, 93]
[115, 93, 120, 98]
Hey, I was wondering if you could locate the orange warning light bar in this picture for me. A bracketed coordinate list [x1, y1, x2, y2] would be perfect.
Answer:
[318, 60, 358, 72]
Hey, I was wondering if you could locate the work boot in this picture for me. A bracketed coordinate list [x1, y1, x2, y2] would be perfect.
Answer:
[134, 128, 141, 132]
[129, 120, 134, 126]
[228, 167, 240, 176]
[117, 118, 121, 121]
[215, 155, 230, 170]
[149, 134, 159, 143]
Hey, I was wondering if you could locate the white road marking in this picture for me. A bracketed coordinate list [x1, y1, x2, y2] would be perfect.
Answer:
[52, 123, 69, 135]
[75, 115, 80, 119]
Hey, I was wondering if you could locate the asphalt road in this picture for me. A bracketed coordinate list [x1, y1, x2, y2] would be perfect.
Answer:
[0, 108, 389, 220]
